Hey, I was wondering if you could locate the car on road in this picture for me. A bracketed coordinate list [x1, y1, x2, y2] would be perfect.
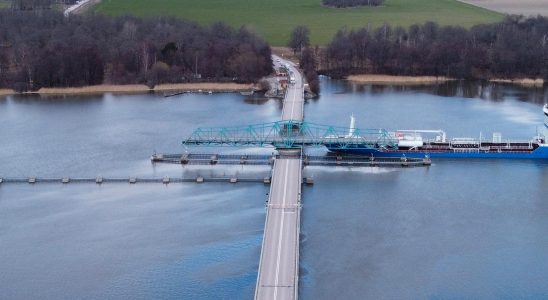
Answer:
[289, 76, 296, 84]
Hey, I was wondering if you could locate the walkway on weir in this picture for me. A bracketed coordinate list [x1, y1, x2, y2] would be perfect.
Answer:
[255, 55, 305, 300]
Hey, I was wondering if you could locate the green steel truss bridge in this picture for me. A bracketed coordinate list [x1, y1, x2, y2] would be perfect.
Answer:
[183, 120, 398, 150]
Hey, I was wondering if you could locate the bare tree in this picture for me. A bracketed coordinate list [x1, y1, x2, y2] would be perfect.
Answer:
[0, 11, 273, 90]
[300, 47, 320, 95]
[322, 16, 548, 81]
[288, 26, 310, 54]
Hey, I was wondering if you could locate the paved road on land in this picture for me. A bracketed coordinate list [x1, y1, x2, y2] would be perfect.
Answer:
[255, 158, 302, 300]
[64, 0, 99, 16]
[274, 55, 304, 122]
[459, 0, 548, 16]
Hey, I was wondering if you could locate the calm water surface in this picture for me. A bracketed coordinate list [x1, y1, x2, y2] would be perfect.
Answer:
[1, 80, 547, 299]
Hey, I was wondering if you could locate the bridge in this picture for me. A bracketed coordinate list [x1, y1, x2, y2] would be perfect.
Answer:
[182, 120, 397, 150]
[255, 154, 302, 300]
[175, 56, 427, 300]
[254, 56, 304, 300]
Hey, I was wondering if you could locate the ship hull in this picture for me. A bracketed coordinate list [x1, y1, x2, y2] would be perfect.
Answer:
[327, 145, 548, 159]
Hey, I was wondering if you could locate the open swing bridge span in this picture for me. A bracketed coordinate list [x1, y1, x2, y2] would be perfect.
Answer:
[182, 120, 398, 151]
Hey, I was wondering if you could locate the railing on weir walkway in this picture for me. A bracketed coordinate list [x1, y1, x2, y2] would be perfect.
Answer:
[151, 153, 432, 167]
[0, 154, 431, 186]
[0, 176, 270, 185]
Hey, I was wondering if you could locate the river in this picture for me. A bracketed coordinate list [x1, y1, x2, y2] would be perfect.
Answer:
[1, 79, 547, 299]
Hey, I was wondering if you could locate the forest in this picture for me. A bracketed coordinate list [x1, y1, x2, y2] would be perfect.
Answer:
[300, 47, 320, 94]
[322, 0, 384, 8]
[0, 11, 273, 91]
[1, 9, 546, 92]
[322, 16, 548, 80]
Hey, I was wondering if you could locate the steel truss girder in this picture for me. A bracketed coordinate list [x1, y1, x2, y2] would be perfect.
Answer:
[183, 120, 397, 150]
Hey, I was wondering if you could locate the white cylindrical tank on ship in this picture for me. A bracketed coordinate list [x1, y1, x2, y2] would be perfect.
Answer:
[397, 133, 424, 148]
[398, 139, 424, 148]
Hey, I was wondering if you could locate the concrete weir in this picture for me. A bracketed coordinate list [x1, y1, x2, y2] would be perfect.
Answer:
[0, 177, 267, 184]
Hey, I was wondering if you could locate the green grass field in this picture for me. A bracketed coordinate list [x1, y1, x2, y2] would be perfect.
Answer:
[95, 0, 503, 46]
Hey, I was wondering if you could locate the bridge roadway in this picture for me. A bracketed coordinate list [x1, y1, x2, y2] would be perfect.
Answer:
[255, 157, 302, 300]
[255, 56, 305, 300]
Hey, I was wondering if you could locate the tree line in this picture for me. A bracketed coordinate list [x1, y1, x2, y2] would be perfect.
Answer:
[288, 26, 320, 95]
[300, 47, 320, 95]
[322, 16, 548, 80]
[0, 10, 273, 91]
[322, 0, 384, 8]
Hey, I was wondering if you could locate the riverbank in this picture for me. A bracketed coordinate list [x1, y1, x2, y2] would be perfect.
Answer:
[347, 74, 545, 87]
[0, 89, 13, 96]
[0, 83, 254, 97]
[490, 78, 544, 87]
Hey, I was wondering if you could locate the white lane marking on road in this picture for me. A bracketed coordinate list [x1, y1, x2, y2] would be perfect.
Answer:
[290, 78, 297, 120]
[273, 159, 290, 299]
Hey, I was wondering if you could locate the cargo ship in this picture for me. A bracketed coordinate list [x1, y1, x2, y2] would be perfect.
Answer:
[327, 104, 548, 159]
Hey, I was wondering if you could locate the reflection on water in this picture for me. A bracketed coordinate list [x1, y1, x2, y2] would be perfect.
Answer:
[243, 95, 273, 105]
[0, 79, 547, 299]
[344, 79, 548, 103]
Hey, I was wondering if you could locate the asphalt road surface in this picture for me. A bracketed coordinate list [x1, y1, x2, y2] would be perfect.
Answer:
[274, 55, 304, 122]
[255, 158, 302, 300]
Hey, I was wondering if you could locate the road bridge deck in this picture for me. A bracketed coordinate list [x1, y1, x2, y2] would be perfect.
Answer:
[255, 56, 305, 300]
[255, 158, 301, 300]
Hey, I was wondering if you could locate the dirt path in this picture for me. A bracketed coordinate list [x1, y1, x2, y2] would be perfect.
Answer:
[459, 0, 548, 16]
[64, 0, 101, 16]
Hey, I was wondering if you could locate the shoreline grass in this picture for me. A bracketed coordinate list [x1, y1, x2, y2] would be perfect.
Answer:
[348, 74, 545, 87]
[0, 83, 253, 97]
[2, 78, 543, 98]
[347, 75, 455, 85]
